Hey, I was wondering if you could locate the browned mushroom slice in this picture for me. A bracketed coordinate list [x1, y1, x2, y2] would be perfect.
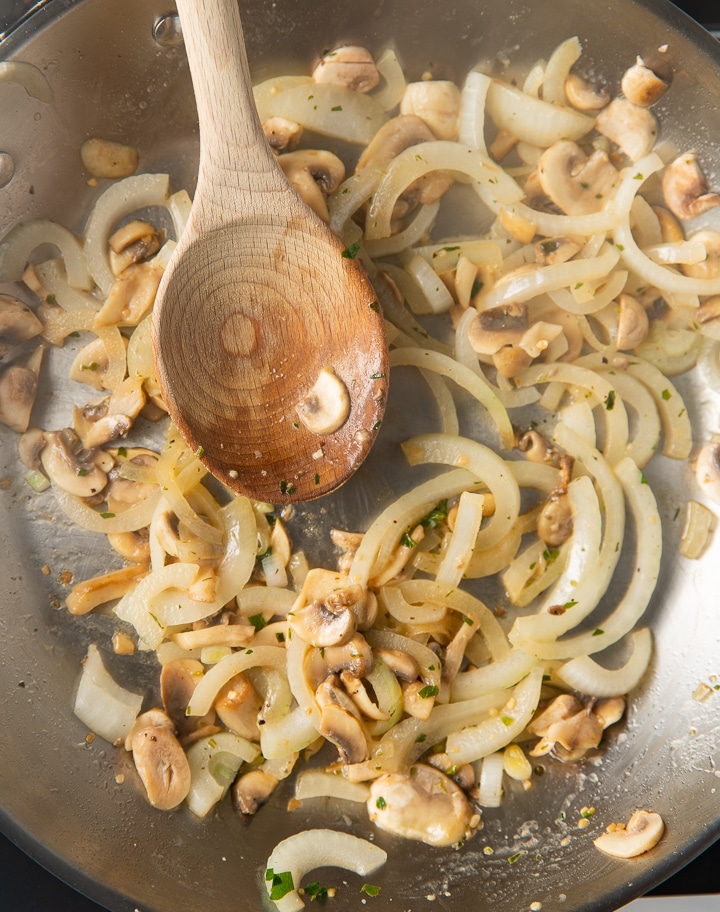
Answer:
[232, 768, 279, 815]
[129, 709, 191, 810]
[564, 72, 610, 111]
[214, 672, 262, 741]
[17, 426, 46, 470]
[594, 809, 664, 858]
[0, 293, 43, 358]
[367, 764, 476, 846]
[312, 46, 380, 93]
[662, 153, 720, 221]
[94, 257, 165, 328]
[278, 150, 345, 223]
[0, 344, 43, 433]
[40, 428, 111, 497]
[262, 116, 303, 154]
[537, 492, 573, 547]
[528, 693, 625, 760]
[468, 302, 528, 355]
[290, 573, 368, 647]
[595, 97, 658, 161]
[682, 230, 720, 280]
[621, 60, 669, 107]
[66, 563, 148, 615]
[316, 676, 369, 764]
[108, 219, 161, 276]
[160, 658, 215, 736]
[537, 141, 618, 215]
[322, 633, 374, 677]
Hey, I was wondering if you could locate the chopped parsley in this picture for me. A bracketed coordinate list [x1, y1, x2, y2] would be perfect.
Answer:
[661, 389, 671, 400]
[266, 869, 295, 901]
[370, 372, 386, 379]
[360, 884, 381, 897]
[195, 445, 205, 458]
[331, 104, 343, 111]
[76, 467, 88, 477]
[592, 628, 605, 636]
[471, 278, 484, 298]
[375, 796, 387, 810]
[415, 733, 427, 743]
[418, 684, 439, 699]
[501, 715, 515, 727]
[99, 511, 116, 519]
[420, 500, 448, 529]
[341, 242, 360, 259]
[304, 881, 329, 902]
[45, 294, 57, 305]
[542, 547, 559, 564]
[604, 390, 616, 411]
[248, 613, 266, 632]
[275, 631, 285, 643]
[279, 480, 296, 496]
[81, 362, 99, 372]
[401, 530, 418, 548]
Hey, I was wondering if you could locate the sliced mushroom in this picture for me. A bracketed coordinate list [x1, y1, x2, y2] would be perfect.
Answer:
[130, 714, 192, 810]
[401, 679, 436, 721]
[695, 440, 720, 504]
[340, 670, 388, 721]
[160, 658, 215, 736]
[295, 367, 350, 435]
[73, 377, 146, 449]
[367, 764, 476, 846]
[40, 428, 110, 497]
[108, 219, 161, 276]
[278, 150, 345, 223]
[537, 492, 573, 546]
[682, 230, 720, 280]
[564, 72, 610, 111]
[621, 59, 669, 107]
[214, 672, 262, 741]
[616, 292, 650, 350]
[697, 295, 720, 326]
[232, 768, 279, 815]
[468, 302, 528, 356]
[400, 80, 462, 141]
[427, 752, 475, 791]
[66, 563, 148, 615]
[262, 116, 303, 154]
[94, 257, 165, 328]
[69, 335, 127, 392]
[537, 141, 619, 215]
[662, 153, 720, 221]
[322, 633, 374, 677]
[498, 206, 537, 244]
[493, 344, 533, 379]
[312, 46, 380, 93]
[594, 809, 664, 858]
[107, 528, 151, 563]
[290, 570, 367, 647]
[374, 647, 420, 682]
[80, 137, 139, 179]
[330, 528, 364, 574]
[0, 293, 43, 357]
[0, 344, 43, 433]
[528, 693, 624, 761]
[316, 677, 368, 764]
[595, 97, 658, 161]
[18, 426, 46, 470]
[534, 236, 583, 266]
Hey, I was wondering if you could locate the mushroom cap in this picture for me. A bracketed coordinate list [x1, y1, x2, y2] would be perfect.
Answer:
[564, 72, 610, 112]
[595, 97, 658, 162]
[594, 809, 664, 858]
[400, 80, 462, 141]
[537, 141, 618, 215]
[621, 61, 669, 107]
[232, 768, 278, 815]
[682, 230, 720, 280]
[0, 293, 43, 357]
[367, 764, 475, 847]
[0, 344, 43, 433]
[130, 722, 192, 810]
[356, 114, 436, 170]
[312, 45, 380, 93]
[662, 152, 720, 221]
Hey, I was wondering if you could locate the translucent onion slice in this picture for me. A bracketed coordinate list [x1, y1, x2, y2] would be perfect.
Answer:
[541, 36, 581, 105]
[475, 750, 504, 807]
[265, 830, 387, 912]
[613, 154, 720, 296]
[328, 165, 384, 234]
[434, 490, 484, 588]
[485, 79, 594, 146]
[259, 83, 387, 145]
[548, 268, 628, 316]
[53, 486, 160, 534]
[597, 371, 660, 468]
[252, 75, 313, 120]
[348, 468, 475, 588]
[114, 561, 197, 648]
[444, 665, 544, 765]
[186, 731, 259, 818]
[0, 60, 53, 102]
[402, 253, 455, 313]
[372, 48, 406, 110]
[401, 433, 521, 550]
[186, 646, 287, 716]
[34, 258, 99, 309]
[73, 644, 142, 744]
[679, 500, 714, 559]
[390, 348, 514, 449]
[83, 173, 171, 295]
[555, 628, 653, 696]
[451, 647, 537, 702]
[514, 457, 660, 659]
[420, 369, 459, 435]
[365, 627, 442, 690]
[364, 655, 404, 736]
[261, 704, 320, 759]
[0, 220, 91, 289]
[364, 201, 441, 259]
[365, 140, 523, 239]
[294, 770, 370, 803]
[476, 243, 621, 313]
[378, 585, 446, 626]
[458, 70, 492, 154]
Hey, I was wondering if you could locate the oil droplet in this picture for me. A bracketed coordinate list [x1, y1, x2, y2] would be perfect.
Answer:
[0, 152, 14, 188]
[152, 13, 183, 48]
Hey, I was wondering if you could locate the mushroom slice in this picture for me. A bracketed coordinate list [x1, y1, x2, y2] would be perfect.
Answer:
[594, 809, 664, 858]
[0, 293, 43, 357]
[17, 426, 46, 470]
[214, 672, 262, 741]
[69, 335, 126, 392]
[400, 80, 462, 141]
[316, 678, 369, 764]
[535, 236, 582, 265]
[296, 367, 350, 435]
[80, 137, 139, 179]
[160, 658, 215, 736]
[564, 72, 610, 111]
[66, 563, 148, 615]
[130, 715, 192, 810]
[367, 764, 476, 847]
[537, 141, 619, 215]
[528, 693, 624, 760]
[621, 59, 669, 107]
[340, 670, 388, 721]
[40, 429, 110, 497]
[312, 46, 380, 93]
[0, 344, 43, 433]
[356, 114, 436, 170]
[262, 115, 303, 153]
[697, 295, 720, 326]
[682, 230, 720, 280]
[232, 768, 279, 815]
[322, 633, 374, 677]
[108, 219, 161, 276]
[374, 647, 420, 682]
[595, 97, 658, 162]
[107, 528, 151, 563]
[278, 150, 345, 223]
[468, 302, 528, 356]
[493, 344, 533, 379]
[616, 292, 650, 350]
[695, 439, 720, 504]
[94, 257, 164, 328]
[74, 376, 147, 449]
[537, 491, 573, 546]
[662, 153, 720, 221]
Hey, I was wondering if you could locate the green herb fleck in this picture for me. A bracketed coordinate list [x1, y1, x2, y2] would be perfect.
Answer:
[661, 389, 671, 400]
[421, 500, 448, 529]
[100, 511, 116, 519]
[341, 242, 360, 259]
[415, 733, 427, 743]
[46, 294, 57, 305]
[249, 613, 266, 632]
[508, 851, 527, 864]
[81, 362, 99, 372]
[117, 446, 127, 457]
[369, 300, 380, 312]
[370, 372, 385, 379]
[195, 445, 205, 458]
[562, 599, 578, 610]
[275, 631, 285, 643]
[592, 628, 604, 636]
[267, 869, 295, 901]
[279, 480, 296, 496]
[376, 796, 387, 810]
[76, 467, 88, 477]
[604, 390, 616, 411]
[470, 278, 484, 298]
[543, 547, 559, 564]
[361, 884, 381, 897]
[304, 881, 329, 902]
[463, 615, 473, 625]
[501, 715, 515, 727]
[313, 473, 320, 485]
[401, 530, 418, 548]
[331, 104, 343, 111]
[640, 472, 648, 484]
[616, 243, 625, 252]
[419, 684, 439, 699]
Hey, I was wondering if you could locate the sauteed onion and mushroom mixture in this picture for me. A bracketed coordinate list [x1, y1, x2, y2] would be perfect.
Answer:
[2, 33, 720, 909]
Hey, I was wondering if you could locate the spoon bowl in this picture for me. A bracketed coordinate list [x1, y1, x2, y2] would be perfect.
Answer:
[152, 0, 388, 503]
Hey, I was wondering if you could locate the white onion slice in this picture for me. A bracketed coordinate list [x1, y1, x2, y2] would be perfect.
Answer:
[0, 220, 91, 289]
[372, 48, 406, 110]
[476, 750, 505, 807]
[364, 201, 440, 259]
[294, 770, 370, 803]
[434, 490, 484, 588]
[186, 646, 287, 716]
[680, 500, 714, 559]
[458, 70, 492, 154]
[186, 731, 259, 818]
[555, 628, 653, 696]
[252, 75, 313, 120]
[328, 165, 383, 234]
[541, 36, 581, 105]
[261, 704, 320, 759]
[485, 79, 594, 146]
[451, 647, 537, 701]
[265, 830, 387, 912]
[53, 487, 160, 534]
[0, 61, 53, 102]
[402, 253, 455, 313]
[73, 644, 142, 744]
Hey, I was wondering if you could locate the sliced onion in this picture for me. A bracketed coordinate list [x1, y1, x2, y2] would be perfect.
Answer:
[541, 36, 581, 105]
[452, 647, 538, 702]
[252, 74, 313, 120]
[0, 61, 53, 103]
[548, 268, 628, 316]
[555, 628, 653, 696]
[53, 487, 160, 534]
[364, 655, 404, 736]
[328, 165, 383, 234]
[73, 644, 142, 744]
[294, 770, 370, 803]
[261, 704, 320, 759]
[114, 561, 197, 648]
[680, 500, 714, 559]
[485, 79, 594, 146]
[265, 830, 387, 912]
[475, 750, 504, 807]
[83, 173, 171, 295]
[372, 48, 406, 110]
[186, 646, 287, 716]
[434, 490, 484, 588]
[390, 348, 514, 449]
[365, 627, 442, 690]
[402, 252, 455, 313]
[186, 731, 259, 818]
[458, 70, 492, 154]
[364, 201, 440, 259]
[0, 220, 91, 289]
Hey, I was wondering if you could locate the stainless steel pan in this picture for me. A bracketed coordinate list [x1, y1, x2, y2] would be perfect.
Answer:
[1, 1, 719, 910]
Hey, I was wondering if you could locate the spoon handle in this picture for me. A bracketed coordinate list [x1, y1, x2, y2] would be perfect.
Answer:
[176, 0, 285, 227]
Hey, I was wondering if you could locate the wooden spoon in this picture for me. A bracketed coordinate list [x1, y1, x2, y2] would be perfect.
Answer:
[152, 0, 388, 503]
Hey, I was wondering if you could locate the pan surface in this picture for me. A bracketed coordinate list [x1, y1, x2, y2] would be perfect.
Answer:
[0, 1, 719, 910]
